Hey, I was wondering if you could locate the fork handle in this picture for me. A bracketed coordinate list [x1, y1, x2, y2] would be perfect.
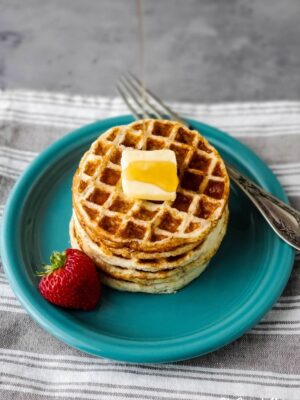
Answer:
[227, 165, 300, 251]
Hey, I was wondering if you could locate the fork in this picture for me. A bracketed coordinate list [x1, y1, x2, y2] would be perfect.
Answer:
[116, 74, 300, 251]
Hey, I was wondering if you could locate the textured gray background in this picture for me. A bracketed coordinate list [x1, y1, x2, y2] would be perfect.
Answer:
[0, 0, 300, 102]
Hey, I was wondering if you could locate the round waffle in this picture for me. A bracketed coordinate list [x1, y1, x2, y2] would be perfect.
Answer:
[70, 221, 211, 294]
[72, 119, 229, 252]
[70, 207, 228, 272]
[99, 261, 209, 294]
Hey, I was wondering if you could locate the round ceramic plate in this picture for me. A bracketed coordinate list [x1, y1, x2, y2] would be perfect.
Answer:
[1, 116, 294, 363]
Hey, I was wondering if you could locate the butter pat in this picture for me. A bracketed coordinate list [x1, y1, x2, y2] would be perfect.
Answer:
[121, 149, 178, 201]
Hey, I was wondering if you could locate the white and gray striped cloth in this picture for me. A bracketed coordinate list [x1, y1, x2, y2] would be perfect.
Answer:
[0, 90, 299, 400]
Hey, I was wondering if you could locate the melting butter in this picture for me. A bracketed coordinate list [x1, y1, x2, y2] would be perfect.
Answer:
[125, 161, 178, 192]
[121, 149, 178, 200]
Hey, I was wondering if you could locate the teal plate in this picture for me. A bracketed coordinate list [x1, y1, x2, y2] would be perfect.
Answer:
[1, 116, 294, 363]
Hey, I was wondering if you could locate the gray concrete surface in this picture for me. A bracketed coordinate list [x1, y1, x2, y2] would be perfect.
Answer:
[0, 0, 300, 102]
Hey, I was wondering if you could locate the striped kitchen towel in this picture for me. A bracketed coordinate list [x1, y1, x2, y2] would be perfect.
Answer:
[0, 90, 299, 400]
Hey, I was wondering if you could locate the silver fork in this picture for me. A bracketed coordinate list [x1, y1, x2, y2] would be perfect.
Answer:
[116, 74, 300, 251]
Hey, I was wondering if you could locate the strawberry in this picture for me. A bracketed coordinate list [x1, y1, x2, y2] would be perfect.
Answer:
[38, 249, 101, 310]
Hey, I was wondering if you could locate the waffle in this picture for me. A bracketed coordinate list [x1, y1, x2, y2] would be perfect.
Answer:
[95, 240, 200, 259]
[72, 119, 229, 253]
[99, 261, 209, 294]
[70, 208, 227, 288]
[70, 221, 210, 294]
[71, 207, 228, 272]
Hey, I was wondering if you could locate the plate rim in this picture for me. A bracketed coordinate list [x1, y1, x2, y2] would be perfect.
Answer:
[1, 115, 295, 363]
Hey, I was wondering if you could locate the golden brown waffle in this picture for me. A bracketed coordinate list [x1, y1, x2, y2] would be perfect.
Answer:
[71, 207, 228, 271]
[72, 119, 229, 252]
[70, 218, 223, 294]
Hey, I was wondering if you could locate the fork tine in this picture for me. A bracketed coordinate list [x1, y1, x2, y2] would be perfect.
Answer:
[128, 73, 186, 124]
[116, 83, 143, 120]
[124, 75, 165, 120]
[119, 78, 152, 119]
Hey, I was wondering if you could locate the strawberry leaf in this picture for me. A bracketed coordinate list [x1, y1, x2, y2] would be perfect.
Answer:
[36, 251, 66, 277]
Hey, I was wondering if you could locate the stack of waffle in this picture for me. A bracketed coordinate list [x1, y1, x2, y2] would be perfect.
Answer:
[70, 120, 229, 293]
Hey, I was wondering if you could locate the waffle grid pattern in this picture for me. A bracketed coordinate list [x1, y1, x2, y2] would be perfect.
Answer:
[72, 120, 229, 252]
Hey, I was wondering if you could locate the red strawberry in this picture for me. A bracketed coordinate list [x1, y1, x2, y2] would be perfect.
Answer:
[38, 249, 101, 310]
